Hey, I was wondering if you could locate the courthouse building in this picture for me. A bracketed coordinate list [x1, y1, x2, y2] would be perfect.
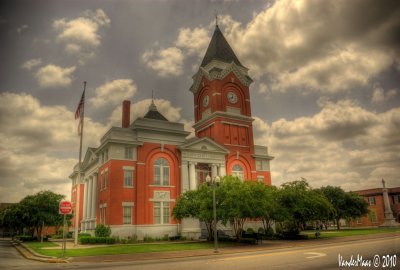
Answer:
[69, 24, 273, 238]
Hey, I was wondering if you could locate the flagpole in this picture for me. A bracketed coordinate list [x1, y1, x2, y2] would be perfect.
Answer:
[74, 81, 86, 246]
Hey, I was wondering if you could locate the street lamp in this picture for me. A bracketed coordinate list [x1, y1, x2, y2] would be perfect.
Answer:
[206, 174, 220, 253]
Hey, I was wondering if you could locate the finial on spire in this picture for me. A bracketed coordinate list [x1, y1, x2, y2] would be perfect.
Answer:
[382, 178, 386, 188]
[149, 90, 157, 111]
[214, 10, 219, 27]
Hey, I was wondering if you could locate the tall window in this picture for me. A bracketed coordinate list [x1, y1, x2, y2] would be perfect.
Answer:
[232, 164, 244, 180]
[124, 170, 133, 187]
[153, 202, 170, 224]
[153, 158, 170, 185]
[125, 147, 133, 159]
[123, 206, 132, 224]
[103, 172, 108, 189]
[369, 211, 377, 223]
[368, 197, 376, 206]
[100, 207, 107, 225]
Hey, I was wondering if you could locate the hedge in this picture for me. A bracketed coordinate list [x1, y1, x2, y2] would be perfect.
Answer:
[79, 236, 115, 244]
[16, 235, 37, 242]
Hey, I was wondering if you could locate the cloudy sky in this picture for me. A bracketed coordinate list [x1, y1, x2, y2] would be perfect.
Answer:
[1, 0, 399, 202]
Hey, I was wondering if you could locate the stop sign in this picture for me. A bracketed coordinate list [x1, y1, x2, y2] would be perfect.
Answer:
[59, 201, 72, 215]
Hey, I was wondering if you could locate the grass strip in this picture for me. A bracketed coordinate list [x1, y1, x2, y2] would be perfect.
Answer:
[25, 241, 218, 258]
[302, 227, 399, 238]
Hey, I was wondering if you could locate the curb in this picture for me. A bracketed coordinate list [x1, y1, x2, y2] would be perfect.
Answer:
[12, 240, 68, 263]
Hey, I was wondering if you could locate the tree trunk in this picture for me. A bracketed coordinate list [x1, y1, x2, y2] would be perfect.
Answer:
[336, 218, 341, 230]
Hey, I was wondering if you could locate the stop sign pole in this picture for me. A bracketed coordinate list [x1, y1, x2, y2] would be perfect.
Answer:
[59, 201, 72, 257]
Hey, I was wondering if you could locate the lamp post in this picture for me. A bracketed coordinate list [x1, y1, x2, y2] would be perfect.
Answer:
[206, 174, 220, 253]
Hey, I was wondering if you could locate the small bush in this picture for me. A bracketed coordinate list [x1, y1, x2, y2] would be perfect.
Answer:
[16, 235, 36, 242]
[79, 236, 115, 244]
[240, 237, 256, 245]
[78, 233, 91, 238]
[246, 228, 254, 234]
[218, 236, 235, 242]
[95, 224, 111, 237]
[143, 235, 154, 242]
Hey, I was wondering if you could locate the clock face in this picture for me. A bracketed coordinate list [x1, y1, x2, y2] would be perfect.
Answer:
[227, 92, 238, 104]
[202, 95, 209, 107]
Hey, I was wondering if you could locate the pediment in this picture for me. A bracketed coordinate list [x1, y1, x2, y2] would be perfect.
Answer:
[82, 147, 98, 168]
[180, 137, 229, 154]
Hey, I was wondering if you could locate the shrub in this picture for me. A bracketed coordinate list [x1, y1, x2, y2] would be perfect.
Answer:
[239, 238, 256, 245]
[143, 235, 154, 242]
[16, 235, 36, 242]
[79, 236, 115, 244]
[95, 224, 111, 237]
[78, 233, 91, 238]
[246, 228, 254, 234]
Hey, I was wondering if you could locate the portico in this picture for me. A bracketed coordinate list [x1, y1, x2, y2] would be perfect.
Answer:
[179, 137, 229, 238]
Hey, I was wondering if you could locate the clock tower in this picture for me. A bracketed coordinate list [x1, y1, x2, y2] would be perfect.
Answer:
[189, 24, 272, 183]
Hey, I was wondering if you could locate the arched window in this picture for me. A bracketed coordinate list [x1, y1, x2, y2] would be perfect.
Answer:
[232, 164, 244, 180]
[153, 158, 170, 185]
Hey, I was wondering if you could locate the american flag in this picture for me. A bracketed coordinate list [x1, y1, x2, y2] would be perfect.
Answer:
[74, 89, 85, 120]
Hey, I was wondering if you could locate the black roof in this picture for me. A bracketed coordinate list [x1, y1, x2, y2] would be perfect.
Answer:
[200, 25, 244, 68]
[143, 101, 168, 121]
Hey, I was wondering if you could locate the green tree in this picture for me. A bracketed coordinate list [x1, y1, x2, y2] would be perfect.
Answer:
[278, 180, 333, 233]
[0, 204, 25, 237]
[4, 191, 69, 239]
[218, 176, 252, 240]
[251, 184, 287, 233]
[320, 186, 369, 230]
[173, 184, 219, 241]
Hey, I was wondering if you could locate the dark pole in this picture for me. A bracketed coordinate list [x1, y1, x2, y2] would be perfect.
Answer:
[212, 184, 218, 253]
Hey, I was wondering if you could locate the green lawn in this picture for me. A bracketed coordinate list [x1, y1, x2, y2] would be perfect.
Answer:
[301, 227, 399, 239]
[25, 241, 221, 258]
[24, 228, 399, 258]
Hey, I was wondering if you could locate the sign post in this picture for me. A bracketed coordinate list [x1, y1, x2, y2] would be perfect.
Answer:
[59, 201, 72, 257]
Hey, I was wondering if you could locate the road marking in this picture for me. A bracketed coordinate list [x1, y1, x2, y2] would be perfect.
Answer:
[304, 252, 326, 259]
[209, 236, 398, 263]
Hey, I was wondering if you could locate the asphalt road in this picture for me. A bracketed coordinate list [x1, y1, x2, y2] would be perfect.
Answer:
[0, 239, 44, 269]
[1, 236, 398, 270]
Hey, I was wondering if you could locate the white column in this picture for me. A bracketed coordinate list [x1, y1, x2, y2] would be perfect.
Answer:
[218, 163, 226, 177]
[87, 177, 93, 224]
[181, 161, 189, 193]
[189, 162, 197, 190]
[91, 174, 98, 220]
[83, 179, 88, 220]
[82, 179, 88, 231]
[211, 164, 218, 178]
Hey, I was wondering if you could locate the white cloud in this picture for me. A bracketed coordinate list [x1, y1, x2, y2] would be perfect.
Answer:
[253, 99, 400, 190]
[175, 27, 209, 57]
[21, 58, 42, 70]
[90, 79, 137, 108]
[53, 8, 110, 62]
[35, 64, 75, 88]
[142, 47, 184, 77]
[371, 83, 397, 104]
[0, 92, 107, 202]
[214, 0, 399, 93]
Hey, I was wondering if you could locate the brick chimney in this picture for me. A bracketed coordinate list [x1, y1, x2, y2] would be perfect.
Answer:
[122, 100, 131, 128]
